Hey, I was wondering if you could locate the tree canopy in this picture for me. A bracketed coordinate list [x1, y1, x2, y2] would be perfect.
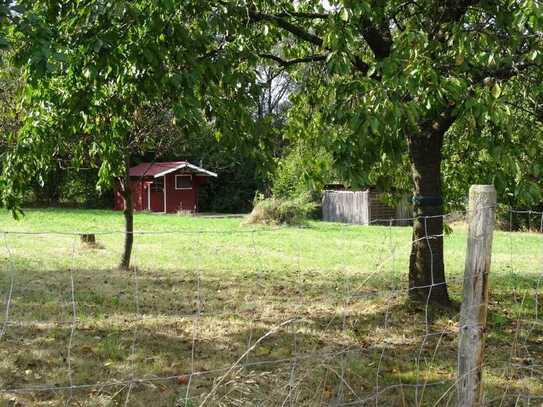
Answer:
[6, 1, 264, 185]
[251, 0, 543, 187]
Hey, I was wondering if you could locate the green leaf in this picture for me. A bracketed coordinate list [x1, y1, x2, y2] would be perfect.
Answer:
[340, 8, 349, 22]
[491, 83, 502, 99]
[93, 39, 103, 53]
[370, 117, 379, 133]
[455, 54, 464, 66]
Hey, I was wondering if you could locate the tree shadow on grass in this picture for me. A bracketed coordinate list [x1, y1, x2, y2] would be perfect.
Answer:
[1, 264, 543, 406]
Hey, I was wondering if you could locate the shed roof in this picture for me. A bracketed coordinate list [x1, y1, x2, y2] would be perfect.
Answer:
[129, 161, 217, 178]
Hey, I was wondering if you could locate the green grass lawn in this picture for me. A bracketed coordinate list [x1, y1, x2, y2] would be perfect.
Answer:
[0, 208, 542, 406]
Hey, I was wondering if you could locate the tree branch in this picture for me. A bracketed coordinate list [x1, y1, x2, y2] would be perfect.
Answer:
[440, 0, 481, 23]
[504, 101, 542, 123]
[352, 56, 371, 74]
[259, 53, 327, 68]
[429, 0, 481, 41]
[358, 18, 393, 60]
[471, 62, 540, 83]
[249, 7, 389, 76]
[249, 10, 323, 47]
[275, 11, 330, 19]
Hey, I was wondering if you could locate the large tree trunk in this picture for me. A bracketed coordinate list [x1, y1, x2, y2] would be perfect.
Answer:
[119, 158, 134, 270]
[407, 112, 454, 306]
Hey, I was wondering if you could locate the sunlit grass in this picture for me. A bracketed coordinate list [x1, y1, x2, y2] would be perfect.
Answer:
[0, 209, 542, 405]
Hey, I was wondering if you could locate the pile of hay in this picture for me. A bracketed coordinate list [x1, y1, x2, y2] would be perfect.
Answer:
[244, 194, 316, 226]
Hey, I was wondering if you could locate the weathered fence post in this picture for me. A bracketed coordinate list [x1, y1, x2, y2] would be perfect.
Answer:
[457, 185, 496, 407]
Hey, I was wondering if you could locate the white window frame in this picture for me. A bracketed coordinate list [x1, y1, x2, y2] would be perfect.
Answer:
[175, 174, 193, 190]
[163, 175, 167, 213]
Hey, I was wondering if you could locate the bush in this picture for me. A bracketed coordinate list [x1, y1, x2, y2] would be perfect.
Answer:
[245, 194, 317, 226]
[272, 146, 335, 199]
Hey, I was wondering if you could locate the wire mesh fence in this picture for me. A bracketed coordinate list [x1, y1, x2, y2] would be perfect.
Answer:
[0, 205, 542, 406]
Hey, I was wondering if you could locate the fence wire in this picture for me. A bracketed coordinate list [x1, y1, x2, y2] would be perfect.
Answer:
[0, 210, 542, 405]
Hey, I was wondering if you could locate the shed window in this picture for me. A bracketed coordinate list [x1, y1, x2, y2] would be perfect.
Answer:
[151, 178, 164, 192]
[175, 174, 192, 190]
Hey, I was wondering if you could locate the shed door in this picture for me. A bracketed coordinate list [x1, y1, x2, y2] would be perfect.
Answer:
[149, 177, 165, 212]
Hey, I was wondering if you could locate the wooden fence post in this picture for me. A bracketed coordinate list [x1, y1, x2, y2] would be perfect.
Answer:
[457, 185, 496, 407]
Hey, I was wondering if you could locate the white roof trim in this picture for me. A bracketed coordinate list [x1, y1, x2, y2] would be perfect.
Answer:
[153, 163, 218, 178]
[184, 163, 218, 177]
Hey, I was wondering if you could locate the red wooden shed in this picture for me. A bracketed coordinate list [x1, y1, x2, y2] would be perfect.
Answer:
[114, 161, 217, 213]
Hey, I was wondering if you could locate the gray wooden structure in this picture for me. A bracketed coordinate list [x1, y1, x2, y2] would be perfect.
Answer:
[322, 190, 412, 226]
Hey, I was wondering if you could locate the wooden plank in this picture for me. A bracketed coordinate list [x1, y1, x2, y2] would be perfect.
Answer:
[322, 191, 371, 225]
[457, 185, 496, 407]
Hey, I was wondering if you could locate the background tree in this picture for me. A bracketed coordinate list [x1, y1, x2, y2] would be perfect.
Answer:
[0, 1, 15, 51]
[245, 0, 543, 305]
[2, 0, 264, 269]
[0, 53, 23, 208]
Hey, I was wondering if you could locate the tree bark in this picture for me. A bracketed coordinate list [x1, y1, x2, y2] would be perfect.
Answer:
[407, 112, 454, 306]
[119, 157, 134, 270]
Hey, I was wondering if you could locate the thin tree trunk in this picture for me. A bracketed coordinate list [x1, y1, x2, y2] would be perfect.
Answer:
[120, 157, 134, 270]
[406, 112, 454, 306]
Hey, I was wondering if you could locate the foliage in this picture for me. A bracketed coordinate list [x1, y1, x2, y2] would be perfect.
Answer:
[245, 193, 316, 226]
[0, 53, 23, 212]
[1, 1, 300, 214]
[443, 76, 543, 211]
[272, 144, 337, 199]
[57, 169, 113, 208]
[0, 1, 16, 52]
[163, 128, 278, 213]
[242, 0, 543, 191]
[227, 0, 543, 213]
[1, 0, 265, 210]
[444, 122, 543, 211]
[0, 54, 21, 138]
